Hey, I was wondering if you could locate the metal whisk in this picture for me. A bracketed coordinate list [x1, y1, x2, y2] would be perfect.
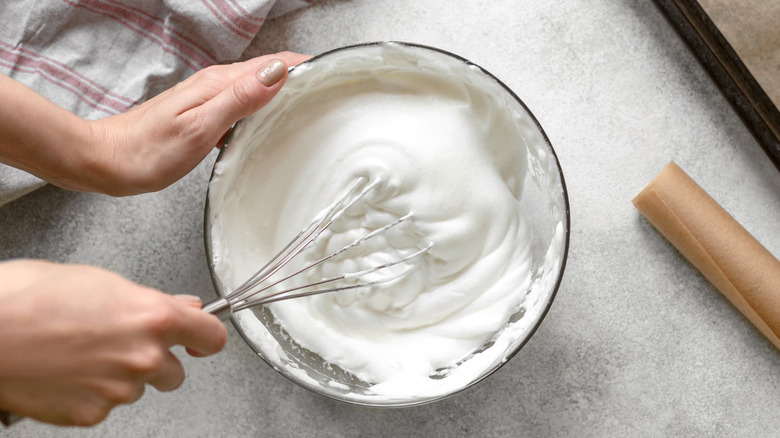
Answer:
[203, 177, 432, 321]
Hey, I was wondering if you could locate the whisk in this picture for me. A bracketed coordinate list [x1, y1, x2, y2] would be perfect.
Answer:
[203, 177, 433, 321]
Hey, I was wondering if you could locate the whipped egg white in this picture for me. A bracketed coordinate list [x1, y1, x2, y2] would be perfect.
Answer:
[207, 43, 565, 403]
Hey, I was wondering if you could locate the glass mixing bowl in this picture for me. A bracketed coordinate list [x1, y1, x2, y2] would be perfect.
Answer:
[204, 42, 569, 407]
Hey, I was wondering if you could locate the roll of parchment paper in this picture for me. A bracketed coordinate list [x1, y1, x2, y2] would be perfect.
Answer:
[633, 161, 780, 350]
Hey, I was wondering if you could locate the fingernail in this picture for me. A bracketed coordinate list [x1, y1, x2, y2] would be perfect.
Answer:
[257, 59, 287, 86]
[174, 294, 202, 304]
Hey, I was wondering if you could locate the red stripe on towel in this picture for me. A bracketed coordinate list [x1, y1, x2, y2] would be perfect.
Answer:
[214, 0, 264, 33]
[65, 0, 216, 70]
[201, 0, 257, 40]
[225, 0, 265, 25]
[0, 42, 134, 115]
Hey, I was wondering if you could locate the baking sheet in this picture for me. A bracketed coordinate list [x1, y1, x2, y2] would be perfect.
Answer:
[699, 0, 780, 110]
[654, 0, 780, 171]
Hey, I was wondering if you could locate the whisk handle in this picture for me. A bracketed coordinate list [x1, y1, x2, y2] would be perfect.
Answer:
[202, 297, 233, 321]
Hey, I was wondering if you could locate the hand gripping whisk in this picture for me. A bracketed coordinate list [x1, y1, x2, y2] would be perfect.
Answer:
[202, 178, 432, 321]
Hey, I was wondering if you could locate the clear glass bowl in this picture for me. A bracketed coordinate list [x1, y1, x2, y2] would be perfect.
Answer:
[204, 42, 570, 407]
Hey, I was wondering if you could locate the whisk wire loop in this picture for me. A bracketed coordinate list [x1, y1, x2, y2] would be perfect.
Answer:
[205, 177, 431, 320]
[234, 211, 416, 306]
[229, 177, 368, 299]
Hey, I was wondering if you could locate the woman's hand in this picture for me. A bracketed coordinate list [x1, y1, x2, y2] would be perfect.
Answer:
[0, 260, 227, 426]
[86, 52, 309, 195]
[0, 52, 309, 196]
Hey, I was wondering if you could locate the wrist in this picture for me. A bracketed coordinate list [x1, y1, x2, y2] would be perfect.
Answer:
[41, 117, 103, 192]
[0, 74, 103, 193]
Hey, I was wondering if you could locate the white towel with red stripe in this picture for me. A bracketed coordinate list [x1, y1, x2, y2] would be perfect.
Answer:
[0, 0, 316, 206]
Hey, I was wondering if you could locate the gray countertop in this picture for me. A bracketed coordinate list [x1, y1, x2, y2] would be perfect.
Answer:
[3, 0, 780, 436]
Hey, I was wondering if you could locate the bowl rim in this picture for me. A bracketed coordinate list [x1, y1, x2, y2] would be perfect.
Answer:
[202, 40, 571, 408]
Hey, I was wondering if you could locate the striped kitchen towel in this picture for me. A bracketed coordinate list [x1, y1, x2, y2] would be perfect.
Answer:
[0, 0, 316, 206]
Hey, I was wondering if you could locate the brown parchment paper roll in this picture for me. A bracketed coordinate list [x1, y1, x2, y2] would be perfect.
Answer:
[633, 162, 780, 349]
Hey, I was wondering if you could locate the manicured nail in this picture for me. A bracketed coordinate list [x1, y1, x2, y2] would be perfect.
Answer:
[174, 294, 202, 304]
[257, 59, 287, 86]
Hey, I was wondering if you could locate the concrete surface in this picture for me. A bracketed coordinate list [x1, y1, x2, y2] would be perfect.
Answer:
[2, 0, 780, 437]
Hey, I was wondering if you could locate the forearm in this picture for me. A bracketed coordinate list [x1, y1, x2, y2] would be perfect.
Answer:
[0, 74, 97, 190]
